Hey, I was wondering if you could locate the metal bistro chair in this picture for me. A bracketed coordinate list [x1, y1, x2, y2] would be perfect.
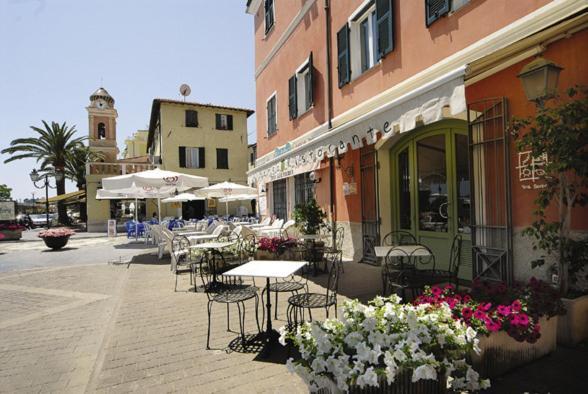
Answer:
[418, 234, 463, 289]
[171, 235, 197, 292]
[264, 240, 309, 321]
[287, 250, 342, 327]
[402, 244, 437, 300]
[200, 257, 261, 350]
[382, 230, 417, 246]
[321, 225, 345, 272]
[382, 246, 413, 297]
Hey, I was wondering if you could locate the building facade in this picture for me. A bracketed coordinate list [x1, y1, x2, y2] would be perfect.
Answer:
[123, 130, 149, 159]
[147, 99, 254, 218]
[246, 0, 588, 284]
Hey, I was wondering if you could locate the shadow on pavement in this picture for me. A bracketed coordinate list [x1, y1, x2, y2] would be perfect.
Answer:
[114, 242, 157, 250]
[41, 247, 79, 253]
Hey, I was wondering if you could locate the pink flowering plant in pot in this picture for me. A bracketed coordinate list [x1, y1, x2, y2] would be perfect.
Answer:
[38, 227, 75, 250]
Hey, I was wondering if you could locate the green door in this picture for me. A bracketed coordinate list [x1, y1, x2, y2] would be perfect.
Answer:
[391, 121, 472, 281]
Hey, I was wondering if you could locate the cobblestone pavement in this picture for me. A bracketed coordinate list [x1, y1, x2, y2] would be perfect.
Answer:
[0, 243, 384, 393]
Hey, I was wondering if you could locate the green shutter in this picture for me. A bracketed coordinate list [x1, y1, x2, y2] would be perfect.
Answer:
[376, 0, 394, 59]
[307, 52, 314, 108]
[288, 75, 297, 120]
[198, 147, 205, 168]
[215, 114, 221, 129]
[227, 115, 233, 130]
[425, 0, 450, 27]
[179, 146, 186, 168]
[337, 24, 351, 87]
[264, 0, 274, 33]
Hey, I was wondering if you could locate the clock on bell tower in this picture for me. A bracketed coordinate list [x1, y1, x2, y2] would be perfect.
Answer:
[87, 87, 119, 162]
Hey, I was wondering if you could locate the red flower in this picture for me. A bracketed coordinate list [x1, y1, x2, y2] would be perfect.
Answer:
[473, 310, 487, 320]
[511, 300, 522, 312]
[431, 286, 443, 296]
[517, 313, 530, 327]
[461, 307, 473, 319]
[497, 305, 511, 316]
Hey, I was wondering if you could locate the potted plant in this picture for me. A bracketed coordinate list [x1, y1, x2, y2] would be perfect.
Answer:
[415, 280, 564, 377]
[511, 86, 588, 345]
[255, 236, 282, 260]
[38, 227, 75, 250]
[293, 198, 327, 262]
[280, 295, 490, 393]
[0, 223, 25, 241]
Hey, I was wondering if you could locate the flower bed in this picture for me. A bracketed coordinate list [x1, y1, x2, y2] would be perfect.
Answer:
[0, 223, 25, 241]
[414, 279, 564, 377]
[38, 227, 75, 250]
[256, 237, 300, 260]
[281, 296, 489, 393]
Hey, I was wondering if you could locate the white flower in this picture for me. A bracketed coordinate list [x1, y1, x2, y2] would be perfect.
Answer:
[480, 379, 491, 389]
[356, 367, 379, 388]
[393, 348, 407, 362]
[368, 330, 386, 347]
[310, 358, 327, 374]
[383, 351, 398, 384]
[344, 331, 363, 347]
[412, 364, 437, 382]
[465, 326, 477, 342]
[362, 316, 377, 331]
[278, 326, 288, 346]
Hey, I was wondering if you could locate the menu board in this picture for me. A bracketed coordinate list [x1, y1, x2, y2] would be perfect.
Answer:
[0, 201, 16, 221]
[107, 219, 117, 237]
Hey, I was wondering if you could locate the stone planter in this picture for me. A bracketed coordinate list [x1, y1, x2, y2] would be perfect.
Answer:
[472, 315, 558, 378]
[557, 295, 588, 346]
[316, 372, 447, 394]
[42, 235, 70, 250]
[255, 249, 275, 260]
[0, 229, 23, 241]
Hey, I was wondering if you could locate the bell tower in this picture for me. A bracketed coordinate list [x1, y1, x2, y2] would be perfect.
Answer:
[87, 87, 119, 162]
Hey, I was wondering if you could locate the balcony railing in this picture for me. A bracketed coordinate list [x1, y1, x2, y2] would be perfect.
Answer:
[86, 162, 155, 176]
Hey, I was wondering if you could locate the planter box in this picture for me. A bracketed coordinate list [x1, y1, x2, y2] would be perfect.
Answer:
[472, 316, 558, 378]
[557, 295, 588, 346]
[255, 250, 275, 260]
[42, 235, 70, 250]
[316, 372, 447, 394]
[0, 230, 23, 241]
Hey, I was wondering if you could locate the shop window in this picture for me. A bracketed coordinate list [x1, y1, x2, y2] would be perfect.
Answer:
[398, 148, 411, 230]
[266, 93, 277, 136]
[272, 178, 287, 219]
[215, 114, 233, 130]
[216, 148, 229, 169]
[179, 146, 205, 168]
[288, 53, 314, 119]
[264, 0, 275, 34]
[185, 110, 198, 127]
[417, 134, 448, 232]
[97, 122, 106, 139]
[294, 173, 315, 207]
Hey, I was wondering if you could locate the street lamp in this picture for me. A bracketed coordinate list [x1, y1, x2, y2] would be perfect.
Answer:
[518, 57, 563, 104]
[29, 169, 64, 228]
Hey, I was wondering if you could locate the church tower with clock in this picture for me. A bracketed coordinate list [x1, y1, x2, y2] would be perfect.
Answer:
[87, 87, 119, 162]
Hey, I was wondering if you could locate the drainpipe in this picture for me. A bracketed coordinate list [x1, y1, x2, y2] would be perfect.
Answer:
[324, 0, 336, 240]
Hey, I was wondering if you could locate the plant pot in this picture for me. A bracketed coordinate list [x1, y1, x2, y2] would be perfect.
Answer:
[0, 229, 23, 241]
[304, 239, 325, 262]
[42, 235, 70, 250]
[255, 249, 275, 260]
[315, 372, 447, 394]
[557, 295, 588, 346]
[472, 315, 558, 378]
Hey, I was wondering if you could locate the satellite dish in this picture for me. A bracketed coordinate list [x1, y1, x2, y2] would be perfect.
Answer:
[179, 84, 191, 100]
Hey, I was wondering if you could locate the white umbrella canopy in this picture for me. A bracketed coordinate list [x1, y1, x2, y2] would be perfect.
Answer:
[102, 168, 208, 192]
[162, 193, 205, 203]
[218, 193, 257, 203]
[96, 187, 173, 200]
[195, 181, 256, 198]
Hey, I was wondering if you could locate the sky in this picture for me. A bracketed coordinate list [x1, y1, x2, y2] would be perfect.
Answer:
[0, 0, 256, 200]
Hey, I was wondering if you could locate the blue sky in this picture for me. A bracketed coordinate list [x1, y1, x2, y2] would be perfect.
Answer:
[0, 0, 255, 200]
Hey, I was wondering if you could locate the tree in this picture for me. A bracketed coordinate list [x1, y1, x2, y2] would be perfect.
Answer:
[64, 144, 103, 190]
[1, 121, 85, 225]
[0, 184, 11, 200]
[511, 86, 588, 295]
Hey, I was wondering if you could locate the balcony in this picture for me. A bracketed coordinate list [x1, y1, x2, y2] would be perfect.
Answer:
[86, 162, 155, 176]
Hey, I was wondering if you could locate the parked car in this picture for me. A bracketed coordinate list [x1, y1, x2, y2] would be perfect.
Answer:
[29, 214, 57, 228]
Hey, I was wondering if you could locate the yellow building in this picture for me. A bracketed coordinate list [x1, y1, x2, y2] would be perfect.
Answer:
[122, 130, 148, 159]
[147, 99, 254, 218]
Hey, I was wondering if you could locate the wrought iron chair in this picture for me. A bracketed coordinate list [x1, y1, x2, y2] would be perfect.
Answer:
[321, 226, 345, 272]
[400, 244, 437, 300]
[382, 230, 417, 246]
[382, 246, 413, 297]
[286, 251, 342, 326]
[171, 235, 197, 292]
[417, 234, 463, 289]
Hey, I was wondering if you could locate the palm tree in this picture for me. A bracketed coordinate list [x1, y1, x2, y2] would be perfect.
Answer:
[2, 121, 85, 224]
[65, 144, 103, 190]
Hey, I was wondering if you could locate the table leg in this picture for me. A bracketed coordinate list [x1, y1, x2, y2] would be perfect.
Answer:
[265, 277, 272, 334]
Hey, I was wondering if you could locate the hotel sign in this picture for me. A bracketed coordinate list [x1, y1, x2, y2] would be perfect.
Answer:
[516, 151, 549, 190]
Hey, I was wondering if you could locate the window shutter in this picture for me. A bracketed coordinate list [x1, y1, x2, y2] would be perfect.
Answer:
[227, 115, 233, 130]
[307, 52, 314, 107]
[288, 75, 297, 120]
[425, 0, 450, 27]
[198, 147, 205, 168]
[337, 24, 351, 87]
[215, 114, 221, 129]
[179, 147, 186, 168]
[264, 0, 274, 33]
[194, 111, 198, 127]
[267, 100, 272, 133]
[376, 0, 394, 59]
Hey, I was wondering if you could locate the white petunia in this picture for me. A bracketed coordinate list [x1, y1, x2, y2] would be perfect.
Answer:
[412, 364, 437, 382]
[344, 331, 363, 348]
[356, 366, 379, 388]
[393, 348, 407, 362]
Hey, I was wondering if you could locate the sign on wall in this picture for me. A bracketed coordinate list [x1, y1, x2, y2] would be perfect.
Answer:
[258, 195, 267, 216]
[107, 219, 117, 237]
[0, 201, 16, 221]
[516, 150, 549, 190]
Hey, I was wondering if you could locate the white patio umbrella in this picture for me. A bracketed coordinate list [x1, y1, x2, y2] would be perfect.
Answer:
[161, 193, 205, 203]
[218, 193, 257, 203]
[101, 168, 208, 222]
[195, 182, 257, 215]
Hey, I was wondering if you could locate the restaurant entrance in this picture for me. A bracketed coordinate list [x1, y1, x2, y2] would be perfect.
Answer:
[391, 120, 472, 280]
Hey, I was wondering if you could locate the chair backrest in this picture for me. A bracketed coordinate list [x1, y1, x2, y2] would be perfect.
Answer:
[206, 221, 219, 234]
[382, 231, 417, 246]
[144, 223, 151, 234]
[260, 217, 271, 226]
[324, 251, 342, 300]
[448, 234, 463, 276]
[241, 233, 257, 261]
[150, 224, 161, 242]
[333, 226, 345, 251]
[384, 246, 412, 274]
[283, 220, 295, 230]
[171, 235, 190, 273]
[410, 245, 435, 271]
[272, 219, 284, 228]
[211, 224, 227, 237]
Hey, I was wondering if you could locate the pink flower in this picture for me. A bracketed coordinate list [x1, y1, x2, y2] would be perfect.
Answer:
[463, 294, 472, 303]
[511, 300, 522, 312]
[485, 319, 501, 332]
[534, 323, 541, 333]
[444, 283, 455, 291]
[473, 310, 487, 320]
[510, 314, 520, 326]
[461, 307, 473, 319]
[497, 305, 511, 316]
[517, 313, 529, 327]
[479, 302, 492, 312]
[431, 286, 443, 296]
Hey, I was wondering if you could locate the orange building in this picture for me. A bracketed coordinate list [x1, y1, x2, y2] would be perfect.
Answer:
[246, 0, 587, 284]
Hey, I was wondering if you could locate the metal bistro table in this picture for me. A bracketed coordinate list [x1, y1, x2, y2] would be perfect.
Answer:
[299, 234, 327, 276]
[374, 244, 432, 258]
[221, 260, 307, 357]
[191, 241, 236, 286]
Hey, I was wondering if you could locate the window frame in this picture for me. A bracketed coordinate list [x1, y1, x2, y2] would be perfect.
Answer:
[216, 148, 229, 169]
[264, 0, 275, 36]
[266, 92, 278, 137]
[291, 55, 313, 118]
[179, 146, 205, 169]
[215, 113, 233, 130]
[349, 3, 377, 79]
[185, 110, 199, 128]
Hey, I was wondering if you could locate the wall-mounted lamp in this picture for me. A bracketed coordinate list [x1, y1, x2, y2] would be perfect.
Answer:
[309, 171, 321, 184]
[517, 57, 563, 104]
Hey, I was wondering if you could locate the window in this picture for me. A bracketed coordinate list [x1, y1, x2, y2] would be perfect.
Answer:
[338, 0, 394, 87]
[215, 114, 233, 130]
[216, 148, 229, 169]
[294, 173, 315, 207]
[185, 110, 198, 127]
[272, 179, 287, 219]
[266, 93, 277, 136]
[425, 0, 450, 26]
[264, 0, 274, 34]
[97, 122, 106, 139]
[179, 146, 205, 169]
[288, 53, 314, 119]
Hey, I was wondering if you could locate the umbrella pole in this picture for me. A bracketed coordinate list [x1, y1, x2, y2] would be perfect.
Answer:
[157, 197, 161, 223]
[226, 200, 229, 218]
[135, 198, 138, 241]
